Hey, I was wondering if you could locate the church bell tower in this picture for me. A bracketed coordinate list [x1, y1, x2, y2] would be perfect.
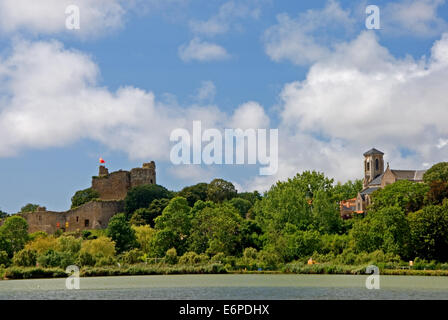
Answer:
[363, 148, 384, 188]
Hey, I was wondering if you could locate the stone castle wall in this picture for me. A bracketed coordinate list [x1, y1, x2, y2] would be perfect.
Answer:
[92, 171, 131, 200]
[92, 162, 156, 200]
[20, 200, 124, 234]
[15, 161, 156, 234]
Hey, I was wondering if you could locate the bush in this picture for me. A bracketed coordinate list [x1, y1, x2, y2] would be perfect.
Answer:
[77, 251, 96, 266]
[37, 250, 75, 269]
[0, 250, 11, 267]
[81, 236, 116, 259]
[95, 256, 117, 267]
[179, 252, 208, 265]
[165, 248, 178, 265]
[121, 249, 143, 264]
[71, 188, 99, 208]
[12, 249, 37, 267]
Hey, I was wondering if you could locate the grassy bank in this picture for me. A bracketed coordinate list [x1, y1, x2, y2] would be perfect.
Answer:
[2, 263, 448, 279]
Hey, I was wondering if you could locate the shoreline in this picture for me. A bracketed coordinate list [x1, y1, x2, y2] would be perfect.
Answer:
[2, 264, 448, 280]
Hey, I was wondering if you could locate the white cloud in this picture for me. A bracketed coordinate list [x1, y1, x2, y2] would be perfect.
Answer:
[263, 0, 355, 66]
[0, 40, 226, 160]
[189, 0, 264, 37]
[245, 31, 448, 192]
[229, 101, 270, 130]
[196, 81, 216, 102]
[383, 0, 448, 37]
[178, 37, 230, 62]
[0, 0, 128, 37]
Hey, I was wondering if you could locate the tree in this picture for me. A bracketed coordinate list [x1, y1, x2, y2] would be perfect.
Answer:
[80, 236, 116, 259]
[141, 198, 170, 227]
[333, 179, 363, 202]
[71, 188, 99, 208]
[178, 183, 209, 207]
[423, 162, 448, 184]
[20, 204, 40, 213]
[370, 180, 429, 214]
[106, 214, 137, 253]
[124, 184, 172, 217]
[408, 203, 448, 261]
[0, 209, 8, 219]
[0, 215, 29, 255]
[254, 171, 334, 234]
[12, 249, 37, 267]
[153, 197, 192, 255]
[189, 203, 242, 256]
[129, 210, 146, 226]
[235, 191, 262, 205]
[312, 190, 342, 234]
[351, 206, 410, 257]
[425, 180, 448, 206]
[207, 179, 237, 203]
[228, 198, 252, 218]
[133, 225, 155, 254]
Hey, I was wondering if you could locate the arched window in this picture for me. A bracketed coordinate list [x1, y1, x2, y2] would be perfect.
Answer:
[375, 158, 379, 170]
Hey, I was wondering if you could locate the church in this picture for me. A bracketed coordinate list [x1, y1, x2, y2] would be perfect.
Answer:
[340, 148, 427, 219]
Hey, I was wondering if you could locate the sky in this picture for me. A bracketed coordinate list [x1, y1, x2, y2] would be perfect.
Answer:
[0, 0, 448, 213]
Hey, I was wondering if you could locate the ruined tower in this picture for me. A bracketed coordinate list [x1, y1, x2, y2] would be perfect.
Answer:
[363, 148, 384, 188]
[91, 162, 156, 200]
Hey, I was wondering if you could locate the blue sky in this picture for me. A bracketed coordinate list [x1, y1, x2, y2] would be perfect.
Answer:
[0, 0, 448, 213]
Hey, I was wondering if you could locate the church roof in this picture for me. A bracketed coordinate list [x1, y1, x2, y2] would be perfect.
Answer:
[391, 169, 426, 181]
[363, 148, 384, 156]
[368, 173, 384, 186]
[360, 186, 381, 195]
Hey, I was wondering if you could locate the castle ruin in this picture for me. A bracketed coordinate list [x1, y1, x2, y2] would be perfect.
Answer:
[18, 162, 156, 234]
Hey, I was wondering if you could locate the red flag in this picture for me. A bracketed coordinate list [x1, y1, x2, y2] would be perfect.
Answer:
[99, 157, 105, 164]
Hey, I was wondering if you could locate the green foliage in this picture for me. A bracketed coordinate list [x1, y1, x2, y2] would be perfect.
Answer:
[124, 184, 172, 217]
[408, 203, 448, 261]
[76, 251, 96, 266]
[178, 183, 209, 207]
[0, 250, 10, 267]
[133, 225, 155, 254]
[311, 190, 342, 234]
[165, 248, 178, 265]
[189, 203, 242, 256]
[71, 188, 99, 208]
[133, 198, 170, 227]
[351, 206, 410, 257]
[0, 215, 29, 255]
[425, 181, 448, 206]
[12, 249, 37, 267]
[228, 197, 252, 218]
[20, 204, 40, 213]
[206, 179, 237, 203]
[235, 191, 262, 205]
[333, 179, 363, 202]
[178, 251, 209, 265]
[129, 210, 146, 226]
[121, 249, 143, 264]
[56, 236, 82, 255]
[106, 214, 137, 253]
[152, 197, 192, 256]
[81, 236, 116, 258]
[370, 180, 429, 213]
[0, 209, 8, 219]
[36, 250, 74, 269]
[255, 171, 334, 234]
[148, 229, 179, 258]
[423, 162, 448, 184]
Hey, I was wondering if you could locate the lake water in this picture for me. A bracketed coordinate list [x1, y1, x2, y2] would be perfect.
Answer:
[0, 274, 447, 300]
